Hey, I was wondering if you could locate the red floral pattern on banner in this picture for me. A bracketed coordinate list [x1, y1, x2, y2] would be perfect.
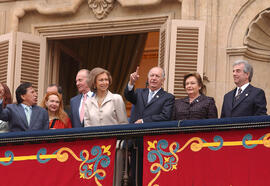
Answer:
[0, 138, 116, 186]
[144, 128, 270, 186]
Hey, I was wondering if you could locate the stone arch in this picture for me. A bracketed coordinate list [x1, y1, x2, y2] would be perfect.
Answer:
[226, 2, 270, 113]
[244, 8, 270, 55]
[227, 0, 270, 49]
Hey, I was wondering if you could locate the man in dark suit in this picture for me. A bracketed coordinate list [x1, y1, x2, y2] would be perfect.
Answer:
[70, 69, 93, 128]
[221, 60, 267, 118]
[125, 66, 175, 123]
[0, 82, 49, 132]
[124, 66, 175, 186]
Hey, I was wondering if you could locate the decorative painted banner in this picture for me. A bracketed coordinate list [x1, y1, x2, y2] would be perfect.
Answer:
[0, 138, 116, 186]
[143, 127, 270, 186]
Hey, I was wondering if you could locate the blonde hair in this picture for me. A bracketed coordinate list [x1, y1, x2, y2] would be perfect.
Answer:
[40, 92, 69, 127]
[88, 67, 112, 92]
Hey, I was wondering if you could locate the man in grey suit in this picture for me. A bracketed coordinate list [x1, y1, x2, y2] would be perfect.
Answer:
[0, 82, 49, 132]
[221, 60, 267, 118]
[70, 69, 93, 128]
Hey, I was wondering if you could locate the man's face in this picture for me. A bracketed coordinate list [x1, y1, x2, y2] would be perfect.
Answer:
[46, 86, 58, 93]
[233, 63, 249, 87]
[148, 67, 164, 91]
[21, 87, 37, 106]
[76, 70, 90, 94]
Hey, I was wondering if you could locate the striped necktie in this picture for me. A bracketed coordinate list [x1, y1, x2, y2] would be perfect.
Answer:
[235, 88, 242, 101]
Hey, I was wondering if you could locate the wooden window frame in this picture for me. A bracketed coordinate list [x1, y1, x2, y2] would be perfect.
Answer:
[32, 15, 171, 91]
[31, 15, 205, 98]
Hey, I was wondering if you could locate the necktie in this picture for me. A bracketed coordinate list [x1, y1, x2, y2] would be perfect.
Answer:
[235, 88, 242, 100]
[80, 94, 87, 123]
[147, 91, 154, 103]
[25, 106, 31, 126]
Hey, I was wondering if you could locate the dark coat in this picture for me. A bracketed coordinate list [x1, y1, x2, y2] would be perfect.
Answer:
[70, 94, 83, 128]
[221, 84, 267, 118]
[172, 94, 218, 120]
[0, 103, 49, 132]
[124, 86, 175, 123]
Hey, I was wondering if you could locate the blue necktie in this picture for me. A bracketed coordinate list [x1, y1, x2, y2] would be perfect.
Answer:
[25, 106, 31, 125]
[148, 91, 154, 103]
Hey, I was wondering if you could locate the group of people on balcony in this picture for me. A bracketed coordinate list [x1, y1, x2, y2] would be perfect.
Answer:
[0, 59, 267, 133]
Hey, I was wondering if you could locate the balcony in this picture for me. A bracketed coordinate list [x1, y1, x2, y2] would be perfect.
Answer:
[0, 115, 270, 185]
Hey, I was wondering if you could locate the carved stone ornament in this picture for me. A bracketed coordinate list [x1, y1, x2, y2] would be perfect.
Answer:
[244, 9, 270, 52]
[88, 0, 115, 19]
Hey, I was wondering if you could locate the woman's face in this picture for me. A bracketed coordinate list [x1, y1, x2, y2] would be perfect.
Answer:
[95, 73, 109, 92]
[185, 76, 201, 96]
[46, 95, 60, 113]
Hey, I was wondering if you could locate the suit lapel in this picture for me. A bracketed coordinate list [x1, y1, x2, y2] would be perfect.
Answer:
[75, 94, 82, 121]
[147, 88, 164, 107]
[29, 106, 37, 128]
[228, 88, 237, 110]
[232, 85, 251, 109]
[16, 104, 29, 128]
[102, 91, 113, 106]
[142, 89, 149, 107]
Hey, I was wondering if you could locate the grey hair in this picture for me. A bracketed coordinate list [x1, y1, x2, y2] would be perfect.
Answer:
[78, 69, 91, 84]
[233, 59, 253, 82]
[148, 67, 165, 79]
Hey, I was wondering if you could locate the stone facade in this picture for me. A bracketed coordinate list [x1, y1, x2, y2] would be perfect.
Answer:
[0, 0, 269, 116]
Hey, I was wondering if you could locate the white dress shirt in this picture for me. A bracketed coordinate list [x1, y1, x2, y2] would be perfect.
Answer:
[235, 83, 249, 97]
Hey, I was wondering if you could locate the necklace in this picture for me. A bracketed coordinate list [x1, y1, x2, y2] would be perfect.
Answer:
[96, 94, 107, 107]
[96, 90, 108, 107]
[97, 97, 105, 107]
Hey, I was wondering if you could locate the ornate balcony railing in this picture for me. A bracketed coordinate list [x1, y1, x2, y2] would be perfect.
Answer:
[0, 115, 270, 185]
